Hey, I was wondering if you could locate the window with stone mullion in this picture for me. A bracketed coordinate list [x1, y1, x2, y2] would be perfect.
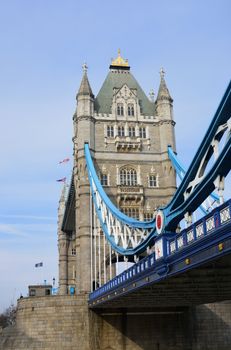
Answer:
[128, 104, 134, 116]
[128, 127, 136, 138]
[107, 125, 114, 137]
[100, 173, 108, 186]
[144, 212, 153, 221]
[118, 126, 125, 137]
[117, 104, 124, 116]
[139, 127, 146, 138]
[122, 207, 139, 220]
[149, 174, 157, 187]
[120, 168, 137, 186]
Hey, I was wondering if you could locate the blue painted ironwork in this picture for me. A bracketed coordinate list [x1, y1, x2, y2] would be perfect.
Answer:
[168, 145, 219, 214]
[89, 199, 231, 305]
[164, 81, 231, 230]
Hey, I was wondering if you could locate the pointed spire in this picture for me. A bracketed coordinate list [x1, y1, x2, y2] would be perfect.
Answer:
[59, 183, 68, 204]
[58, 183, 68, 224]
[76, 63, 94, 99]
[58, 183, 68, 211]
[156, 67, 173, 103]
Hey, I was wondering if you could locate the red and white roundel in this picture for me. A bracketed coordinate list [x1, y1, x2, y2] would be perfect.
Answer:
[156, 210, 164, 235]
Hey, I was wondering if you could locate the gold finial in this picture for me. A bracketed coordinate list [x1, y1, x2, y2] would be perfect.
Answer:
[111, 49, 129, 67]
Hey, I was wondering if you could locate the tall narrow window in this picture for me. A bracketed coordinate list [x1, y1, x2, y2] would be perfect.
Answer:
[120, 168, 137, 186]
[149, 175, 158, 187]
[107, 125, 114, 137]
[71, 248, 76, 256]
[117, 104, 124, 116]
[128, 127, 136, 138]
[118, 126, 125, 137]
[139, 127, 146, 138]
[100, 173, 108, 186]
[128, 104, 135, 116]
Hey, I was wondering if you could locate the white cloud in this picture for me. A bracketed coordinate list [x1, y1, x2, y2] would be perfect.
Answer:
[0, 224, 26, 236]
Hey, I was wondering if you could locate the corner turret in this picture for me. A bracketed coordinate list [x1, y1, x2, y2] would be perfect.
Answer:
[73, 63, 95, 153]
[156, 68, 173, 104]
[76, 63, 94, 99]
[155, 68, 176, 187]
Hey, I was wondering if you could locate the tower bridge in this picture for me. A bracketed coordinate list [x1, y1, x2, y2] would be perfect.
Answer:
[1, 52, 231, 350]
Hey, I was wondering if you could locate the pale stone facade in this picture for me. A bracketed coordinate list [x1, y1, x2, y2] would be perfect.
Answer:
[58, 54, 177, 296]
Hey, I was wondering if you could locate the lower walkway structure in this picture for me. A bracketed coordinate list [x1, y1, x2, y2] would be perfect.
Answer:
[1, 53, 231, 349]
[89, 200, 231, 308]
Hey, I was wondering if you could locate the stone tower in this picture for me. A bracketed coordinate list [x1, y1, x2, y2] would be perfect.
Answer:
[58, 51, 176, 295]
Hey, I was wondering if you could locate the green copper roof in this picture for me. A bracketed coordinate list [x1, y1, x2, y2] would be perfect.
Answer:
[95, 69, 155, 116]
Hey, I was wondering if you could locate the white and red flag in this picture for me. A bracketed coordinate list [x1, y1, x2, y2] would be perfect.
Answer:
[59, 158, 70, 164]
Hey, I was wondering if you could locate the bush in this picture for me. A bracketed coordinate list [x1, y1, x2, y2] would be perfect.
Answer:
[0, 304, 17, 329]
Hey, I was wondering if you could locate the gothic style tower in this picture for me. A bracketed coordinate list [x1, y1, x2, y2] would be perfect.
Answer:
[58, 51, 176, 295]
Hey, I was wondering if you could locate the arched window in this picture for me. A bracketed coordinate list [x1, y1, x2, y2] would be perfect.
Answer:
[128, 127, 136, 138]
[118, 126, 125, 137]
[117, 104, 124, 116]
[128, 104, 135, 116]
[120, 168, 137, 186]
[149, 174, 158, 187]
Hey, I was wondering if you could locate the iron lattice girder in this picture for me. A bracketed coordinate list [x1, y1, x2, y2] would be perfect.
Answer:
[165, 80, 231, 230]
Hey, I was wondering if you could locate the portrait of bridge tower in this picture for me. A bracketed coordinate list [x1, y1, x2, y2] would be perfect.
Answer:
[58, 51, 177, 295]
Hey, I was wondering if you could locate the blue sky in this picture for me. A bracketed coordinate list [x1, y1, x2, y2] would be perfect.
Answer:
[0, 0, 230, 311]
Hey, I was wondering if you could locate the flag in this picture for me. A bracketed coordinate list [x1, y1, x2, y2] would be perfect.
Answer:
[35, 262, 43, 268]
[56, 177, 66, 182]
[59, 158, 70, 164]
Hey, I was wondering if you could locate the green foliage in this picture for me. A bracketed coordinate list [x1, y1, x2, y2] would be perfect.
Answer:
[0, 304, 17, 329]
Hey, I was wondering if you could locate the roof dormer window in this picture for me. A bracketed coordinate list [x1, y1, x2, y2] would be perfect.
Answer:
[128, 104, 134, 116]
[117, 104, 124, 116]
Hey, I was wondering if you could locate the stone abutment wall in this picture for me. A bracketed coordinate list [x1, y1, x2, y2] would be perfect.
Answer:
[0, 295, 231, 350]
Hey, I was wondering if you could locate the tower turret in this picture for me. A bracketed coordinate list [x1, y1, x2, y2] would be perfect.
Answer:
[155, 68, 176, 192]
[155, 68, 176, 152]
[74, 63, 95, 150]
[73, 64, 95, 293]
[156, 68, 173, 102]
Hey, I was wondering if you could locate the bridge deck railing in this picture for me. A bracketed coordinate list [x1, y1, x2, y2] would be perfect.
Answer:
[168, 199, 231, 256]
[89, 199, 231, 302]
